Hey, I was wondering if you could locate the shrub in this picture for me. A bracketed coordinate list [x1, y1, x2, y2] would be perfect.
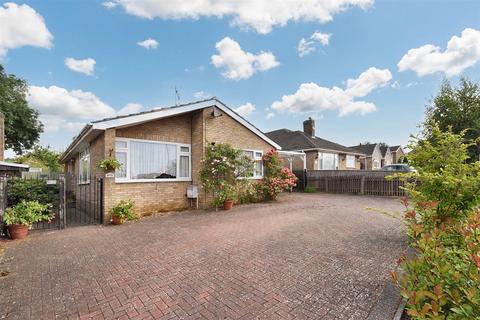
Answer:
[110, 200, 137, 221]
[3, 200, 53, 227]
[257, 150, 297, 200]
[304, 186, 316, 193]
[234, 180, 262, 204]
[396, 123, 480, 319]
[199, 143, 253, 207]
[6, 177, 59, 207]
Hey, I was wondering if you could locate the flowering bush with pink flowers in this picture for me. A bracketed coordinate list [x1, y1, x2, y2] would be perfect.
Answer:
[257, 149, 297, 200]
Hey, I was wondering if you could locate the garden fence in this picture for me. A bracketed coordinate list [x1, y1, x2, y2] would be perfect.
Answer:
[304, 170, 408, 197]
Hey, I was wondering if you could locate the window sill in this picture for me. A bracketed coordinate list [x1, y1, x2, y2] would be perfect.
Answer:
[115, 178, 192, 183]
[78, 181, 90, 185]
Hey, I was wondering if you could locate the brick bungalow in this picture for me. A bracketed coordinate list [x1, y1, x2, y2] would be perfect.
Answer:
[266, 118, 365, 171]
[350, 143, 383, 170]
[389, 145, 405, 163]
[60, 98, 281, 218]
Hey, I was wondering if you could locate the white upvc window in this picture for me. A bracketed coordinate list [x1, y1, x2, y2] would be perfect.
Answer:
[115, 138, 191, 183]
[318, 152, 339, 170]
[243, 149, 263, 179]
[346, 155, 356, 168]
[79, 148, 90, 184]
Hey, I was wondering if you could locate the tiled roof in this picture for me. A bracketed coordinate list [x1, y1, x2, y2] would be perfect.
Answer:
[349, 143, 377, 155]
[266, 129, 363, 154]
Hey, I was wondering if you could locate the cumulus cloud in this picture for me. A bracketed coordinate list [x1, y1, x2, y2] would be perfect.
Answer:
[64, 57, 96, 76]
[28, 85, 143, 132]
[137, 38, 158, 49]
[298, 31, 331, 57]
[398, 28, 480, 77]
[113, 0, 373, 34]
[234, 102, 255, 117]
[117, 103, 143, 116]
[101, 1, 118, 9]
[271, 67, 392, 117]
[266, 112, 275, 120]
[211, 37, 279, 80]
[0, 2, 53, 57]
[193, 90, 212, 99]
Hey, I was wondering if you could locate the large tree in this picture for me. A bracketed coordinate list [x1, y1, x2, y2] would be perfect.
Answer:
[0, 65, 43, 154]
[426, 78, 480, 161]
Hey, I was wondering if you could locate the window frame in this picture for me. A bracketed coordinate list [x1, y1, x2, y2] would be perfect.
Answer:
[115, 137, 192, 183]
[241, 149, 264, 179]
[346, 154, 356, 169]
[78, 148, 90, 185]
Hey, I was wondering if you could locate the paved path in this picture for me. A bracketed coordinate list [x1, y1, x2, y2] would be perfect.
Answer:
[0, 193, 406, 320]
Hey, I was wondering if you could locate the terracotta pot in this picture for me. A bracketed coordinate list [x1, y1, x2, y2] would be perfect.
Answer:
[223, 199, 234, 210]
[8, 224, 29, 240]
[111, 215, 124, 225]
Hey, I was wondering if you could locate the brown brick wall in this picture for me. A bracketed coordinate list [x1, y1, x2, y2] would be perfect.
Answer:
[100, 107, 276, 219]
[305, 151, 317, 170]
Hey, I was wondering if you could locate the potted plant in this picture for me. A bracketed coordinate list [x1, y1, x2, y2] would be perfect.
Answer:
[3, 200, 53, 239]
[110, 200, 136, 225]
[98, 157, 122, 172]
[217, 183, 235, 210]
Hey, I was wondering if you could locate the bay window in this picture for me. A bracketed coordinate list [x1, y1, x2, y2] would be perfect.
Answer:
[115, 138, 191, 182]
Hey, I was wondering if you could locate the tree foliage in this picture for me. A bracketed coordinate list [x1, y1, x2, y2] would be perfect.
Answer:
[0, 65, 43, 154]
[396, 123, 480, 319]
[13, 145, 62, 172]
[426, 78, 480, 161]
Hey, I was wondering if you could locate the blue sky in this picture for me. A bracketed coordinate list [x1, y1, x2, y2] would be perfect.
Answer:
[1, 0, 480, 154]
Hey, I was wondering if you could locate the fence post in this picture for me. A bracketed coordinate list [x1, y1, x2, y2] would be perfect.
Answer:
[360, 176, 365, 195]
[325, 177, 328, 193]
[59, 175, 66, 229]
[99, 178, 104, 224]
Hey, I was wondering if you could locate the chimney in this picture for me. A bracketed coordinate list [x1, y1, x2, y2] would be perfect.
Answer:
[0, 113, 4, 161]
[303, 117, 315, 138]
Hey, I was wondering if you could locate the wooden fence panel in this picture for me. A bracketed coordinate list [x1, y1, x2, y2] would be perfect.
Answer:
[306, 170, 407, 197]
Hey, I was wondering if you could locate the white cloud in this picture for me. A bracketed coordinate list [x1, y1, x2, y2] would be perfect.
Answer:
[194, 91, 212, 99]
[137, 38, 158, 49]
[64, 57, 96, 76]
[266, 112, 275, 120]
[101, 1, 118, 9]
[398, 28, 480, 77]
[390, 81, 400, 89]
[298, 31, 331, 57]
[28, 85, 146, 132]
[211, 37, 279, 80]
[113, 0, 373, 34]
[271, 67, 392, 117]
[0, 2, 53, 57]
[117, 103, 143, 116]
[234, 102, 255, 117]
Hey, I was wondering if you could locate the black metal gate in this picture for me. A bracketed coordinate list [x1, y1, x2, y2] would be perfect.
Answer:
[0, 174, 103, 234]
[64, 174, 104, 227]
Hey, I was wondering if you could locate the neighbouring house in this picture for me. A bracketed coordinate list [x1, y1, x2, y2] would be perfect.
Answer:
[380, 145, 393, 167]
[266, 118, 365, 171]
[351, 143, 405, 170]
[60, 98, 281, 218]
[350, 143, 383, 170]
[0, 113, 29, 177]
[389, 145, 405, 163]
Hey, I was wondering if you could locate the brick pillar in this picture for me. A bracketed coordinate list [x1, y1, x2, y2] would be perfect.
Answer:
[0, 113, 5, 161]
[102, 128, 116, 222]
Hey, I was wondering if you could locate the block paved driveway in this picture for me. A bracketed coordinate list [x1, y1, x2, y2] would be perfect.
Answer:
[0, 193, 406, 320]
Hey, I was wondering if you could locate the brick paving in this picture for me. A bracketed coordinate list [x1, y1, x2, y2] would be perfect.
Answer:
[0, 193, 406, 320]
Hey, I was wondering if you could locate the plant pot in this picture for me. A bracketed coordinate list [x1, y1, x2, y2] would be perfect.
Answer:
[8, 224, 29, 240]
[111, 215, 124, 225]
[223, 199, 234, 210]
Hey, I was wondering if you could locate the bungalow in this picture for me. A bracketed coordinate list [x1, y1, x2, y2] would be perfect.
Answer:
[380, 145, 393, 167]
[389, 145, 405, 163]
[350, 143, 383, 170]
[266, 118, 364, 171]
[60, 98, 280, 217]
